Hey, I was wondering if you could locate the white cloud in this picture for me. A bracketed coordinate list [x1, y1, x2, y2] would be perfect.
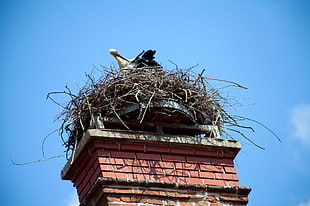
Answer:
[296, 199, 310, 206]
[64, 191, 79, 206]
[291, 104, 310, 145]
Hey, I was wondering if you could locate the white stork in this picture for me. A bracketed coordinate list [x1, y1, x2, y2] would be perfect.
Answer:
[109, 49, 134, 69]
[109, 48, 160, 71]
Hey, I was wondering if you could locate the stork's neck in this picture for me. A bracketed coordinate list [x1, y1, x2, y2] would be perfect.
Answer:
[113, 55, 130, 69]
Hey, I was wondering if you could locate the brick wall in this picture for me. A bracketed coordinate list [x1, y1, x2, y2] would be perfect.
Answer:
[61, 129, 251, 206]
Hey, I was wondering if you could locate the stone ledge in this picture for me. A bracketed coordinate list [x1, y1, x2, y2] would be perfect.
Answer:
[62, 129, 241, 178]
[80, 177, 251, 206]
[86, 129, 240, 148]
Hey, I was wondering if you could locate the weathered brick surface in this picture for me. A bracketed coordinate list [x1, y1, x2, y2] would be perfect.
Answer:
[62, 131, 250, 205]
[73, 142, 243, 201]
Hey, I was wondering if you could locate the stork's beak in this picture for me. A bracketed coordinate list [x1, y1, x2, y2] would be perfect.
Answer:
[115, 53, 130, 62]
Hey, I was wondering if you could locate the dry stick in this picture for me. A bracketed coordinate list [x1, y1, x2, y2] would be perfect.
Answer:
[41, 129, 59, 159]
[140, 90, 156, 123]
[79, 112, 85, 131]
[235, 115, 281, 142]
[228, 121, 255, 132]
[194, 69, 205, 85]
[168, 60, 179, 70]
[104, 95, 129, 129]
[70, 135, 78, 164]
[11, 154, 65, 166]
[183, 89, 188, 102]
[83, 93, 95, 126]
[227, 128, 265, 149]
[203, 76, 248, 90]
[85, 73, 96, 87]
[46, 92, 69, 110]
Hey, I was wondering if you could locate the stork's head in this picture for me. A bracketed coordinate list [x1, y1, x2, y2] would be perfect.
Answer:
[109, 48, 129, 62]
[109, 48, 119, 56]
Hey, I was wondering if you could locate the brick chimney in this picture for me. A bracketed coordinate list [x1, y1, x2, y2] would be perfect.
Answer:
[61, 128, 251, 206]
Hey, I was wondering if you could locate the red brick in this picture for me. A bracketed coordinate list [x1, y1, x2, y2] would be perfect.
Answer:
[134, 189, 168, 196]
[196, 202, 210, 206]
[79, 181, 90, 200]
[224, 166, 237, 174]
[179, 176, 203, 184]
[106, 196, 121, 202]
[120, 143, 145, 152]
[113, 165, 130, 172]
[145, 167, 165, 175]
[123, 159, 149, 167]
[162, 154, 185, 162]
[172, 191, 198, 198]
[175, 162, 199, 170]
[215, 173, 239, 181]
[228, 181, 240, 187]
[199, 171, 214, 179]
[128, 196, 147, 203]
[163, 200, 179, 205]
[147, 198, 163, 205]
[99, 157, 124, 165]
[108, 203, 138, 206]
[110, 151, 135, 159]
[210, 204, 223, 206]
[152, 174, 178, 182]
[206, 196, 218, 203]
[136, 153, 161, 160]
[100, 164, 114, 171]
[170, 147, 194, 155]
[103, 187, 132, 194]
[121, 196, 133, 202]
[75, 152, 92, 170]
[178, 201, 193, 206]
[102, 171, 127, 179]
[186, 156, 210, 164]
[219, 195, 248, 202]
[200, 164, 223, 172]
[210, 158, 234, 166]
[83, 165, 95, 185]
[87, 153, 100, 169]
[175, 169, 190, 176]
[114, 165, 163, 175]
[89, 167, 101, 185]
[203, 179, 226, 186]
[149, 160, 174, 168]
[195, 149, 218, 157]
[74, 167, 88, 188]
[92, 142, 119, 150]
[146, 145, 170, 154]
[164, 168, 177, 176]
[91, 158, 100, 171]
[127, 173, 152, 180]
[223, 151, 236, 158]
[188, 170, 199, 177]
[96, 150, 110, 157]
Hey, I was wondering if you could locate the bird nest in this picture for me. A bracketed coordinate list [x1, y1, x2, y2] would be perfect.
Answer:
[48, 64, 259, 157]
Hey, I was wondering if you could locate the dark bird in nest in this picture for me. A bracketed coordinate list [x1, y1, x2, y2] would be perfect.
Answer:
[133, 50, 160, 68]
[109, 49, 160, 70]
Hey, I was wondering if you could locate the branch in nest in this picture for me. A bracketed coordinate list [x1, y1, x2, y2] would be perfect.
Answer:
[10, 154, 65, 166]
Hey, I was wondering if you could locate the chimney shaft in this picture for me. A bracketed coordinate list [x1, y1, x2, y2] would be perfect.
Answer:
[62, 129, 251, 206]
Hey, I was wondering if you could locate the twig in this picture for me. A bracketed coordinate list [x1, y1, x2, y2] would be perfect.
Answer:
[11, 154, 65, 166]
[227, 128, 265, 150]
[235, 116, 281, 142]
[41, 129, 58, 159]
[203, 76, 248, 89]
[140, 90, 156, 123]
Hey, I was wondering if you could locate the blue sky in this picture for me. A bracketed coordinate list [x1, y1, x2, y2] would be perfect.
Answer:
[1, 1, 310, 206]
